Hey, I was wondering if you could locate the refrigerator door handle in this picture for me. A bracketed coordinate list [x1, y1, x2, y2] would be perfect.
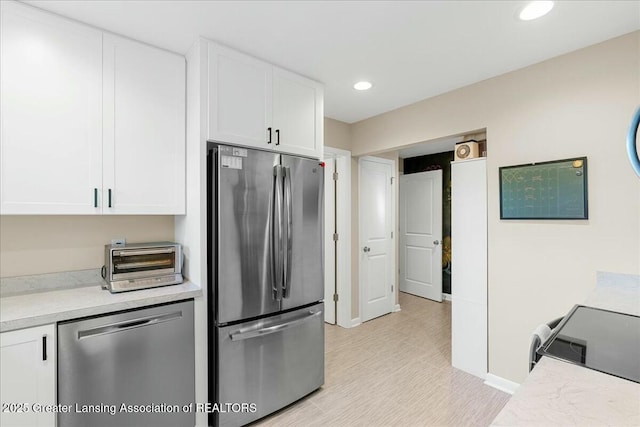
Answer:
[283, 166, 293, 298]
[229, 310, 321, 341]
[272, 165, 284, 300]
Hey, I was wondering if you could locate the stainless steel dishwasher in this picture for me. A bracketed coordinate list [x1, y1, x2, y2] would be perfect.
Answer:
[57, 300, 195, 427]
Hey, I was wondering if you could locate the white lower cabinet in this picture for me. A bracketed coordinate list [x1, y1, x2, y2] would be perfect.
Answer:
[0, 324, 56, 427]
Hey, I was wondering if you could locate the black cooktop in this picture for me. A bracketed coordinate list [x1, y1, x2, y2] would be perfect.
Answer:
[538, 305, 640, 383]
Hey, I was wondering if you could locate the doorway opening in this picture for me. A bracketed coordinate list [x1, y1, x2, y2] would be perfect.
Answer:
[355, 130, 489, 382]
[395, 131, 490, 380]
[399, 133, 487, 302]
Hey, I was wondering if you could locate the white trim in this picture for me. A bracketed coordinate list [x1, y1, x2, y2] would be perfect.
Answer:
[323, 156, 338, 325]
[175, 39, 209, 427]
[324, 147, 352, 329]
[359, 156, 397, 323]
[484, 373, 520, 395]
[324, 146, 351, 158]
[350, 317, 362, 328]
[443, 293, 452, 301]
[393, 304, 401, 312]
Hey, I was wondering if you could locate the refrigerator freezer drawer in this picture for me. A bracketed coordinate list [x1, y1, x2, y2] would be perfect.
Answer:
[58, 300, 195, 427]
[215, 302, 324, 427]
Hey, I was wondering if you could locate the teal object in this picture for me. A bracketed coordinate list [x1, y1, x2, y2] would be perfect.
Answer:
[499, 157, 588, 219]
[628, 106, 640, 178]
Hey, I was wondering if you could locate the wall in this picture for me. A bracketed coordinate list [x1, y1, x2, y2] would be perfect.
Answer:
[0, 216, 175, 277]
[350, 31, 640, 383]
[324, 117, 352, 152]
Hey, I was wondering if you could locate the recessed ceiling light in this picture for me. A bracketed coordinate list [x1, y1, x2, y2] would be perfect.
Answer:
[353, 81, 372, 91]
[519, 1, 554, 21]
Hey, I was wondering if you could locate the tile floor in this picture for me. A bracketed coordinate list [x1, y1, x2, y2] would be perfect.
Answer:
[254, 292, 510, 426]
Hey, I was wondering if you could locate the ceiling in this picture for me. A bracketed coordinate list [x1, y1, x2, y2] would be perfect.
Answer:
[25, 1, 640, 124]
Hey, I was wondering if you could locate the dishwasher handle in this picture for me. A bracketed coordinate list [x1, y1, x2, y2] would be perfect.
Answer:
[77, 311, 183, 340]
[230, 310, 321, 341]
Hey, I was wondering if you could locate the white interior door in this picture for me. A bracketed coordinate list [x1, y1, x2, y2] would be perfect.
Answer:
[359, 157, 394, 322]
[324, 157, 337, 324]
[324, 147, 352, 329]
[399, 171, 443, 302]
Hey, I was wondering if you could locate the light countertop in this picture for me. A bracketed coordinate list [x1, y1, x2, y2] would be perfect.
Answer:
[492, 272, 640, 426]
[0, 281, 202, 332]
[492, 356, 640, 426]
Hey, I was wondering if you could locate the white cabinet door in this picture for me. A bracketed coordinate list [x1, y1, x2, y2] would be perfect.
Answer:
[207, 42, 324, 158]
[0, 1, 102, 214]
[0, 324, 56, 427]
[272, 67, 323, 159]
[103, 34, 186, 214]
[208, 43, 272, 149]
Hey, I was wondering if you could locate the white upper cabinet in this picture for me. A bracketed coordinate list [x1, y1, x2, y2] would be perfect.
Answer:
[103, 34, 186, 214]
[0, 1, 102, 214]
[0, 2, 186, 215]
[207, 41, 324, 158]
[272, 67, 323, 158]
[208, 43, 272, 147]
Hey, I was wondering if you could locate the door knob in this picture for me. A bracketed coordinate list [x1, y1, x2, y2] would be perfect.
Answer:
[363, 246, 370, 253]
[433, 240, 441, 246]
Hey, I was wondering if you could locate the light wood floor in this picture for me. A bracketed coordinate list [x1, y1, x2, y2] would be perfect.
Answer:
[254, 292, 510, 426]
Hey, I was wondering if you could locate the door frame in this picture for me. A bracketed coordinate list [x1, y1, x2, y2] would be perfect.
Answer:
[358, 155, 396, 323]
[324, 147, 352, 329]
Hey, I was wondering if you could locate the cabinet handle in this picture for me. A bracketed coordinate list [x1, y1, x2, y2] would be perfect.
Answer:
[94, 188, 98, 208]
[42, 335, 47, 361]
[276, 129, 280, 145]
[108, 189, 112, 208]
[267, 127, 272, 144]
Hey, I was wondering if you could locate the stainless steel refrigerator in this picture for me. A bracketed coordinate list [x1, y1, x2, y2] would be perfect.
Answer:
[207, 143, 325, 427]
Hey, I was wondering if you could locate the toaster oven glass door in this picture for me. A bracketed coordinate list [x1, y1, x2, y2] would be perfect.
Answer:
[112, 249, 177, 278]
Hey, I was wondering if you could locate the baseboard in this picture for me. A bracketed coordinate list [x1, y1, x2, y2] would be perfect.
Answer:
[442, 293, 452, 301]
[393, 304, 401, 312]
[484, 373, 520, 395]
[350, 317, 361, 328]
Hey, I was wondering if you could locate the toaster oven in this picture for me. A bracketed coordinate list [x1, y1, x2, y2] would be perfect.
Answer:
[102, 242, 183, 293]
